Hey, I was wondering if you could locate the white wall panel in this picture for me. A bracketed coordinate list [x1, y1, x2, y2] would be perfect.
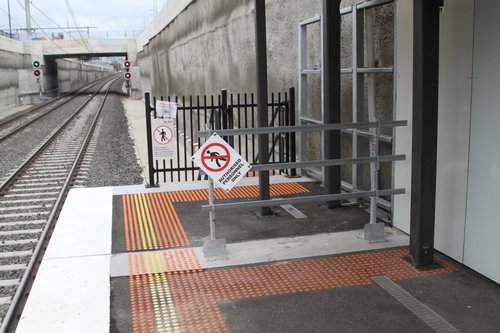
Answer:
[464, 0, 500, 284]
[434, 0, 474, 263]
[393, 0, 413, 233]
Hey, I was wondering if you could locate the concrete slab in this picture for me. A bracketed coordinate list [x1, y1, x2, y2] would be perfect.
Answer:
[220, 285, 435, 333]
[110, 181, 378, 255]
[399, 270, 500, 332]
[121, 98, 147, 183]
[110, 228, 409, 277]
[17, 181, 500, 333]
[17, 187, 113, 333]
[16, 255, 110, 333]
[110, 247, 464, 333]
[44, 187, 112, 259]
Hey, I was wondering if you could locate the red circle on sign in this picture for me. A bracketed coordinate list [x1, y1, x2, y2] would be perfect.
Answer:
[201, 143, 230, 172]
[154, 126, 174, 144]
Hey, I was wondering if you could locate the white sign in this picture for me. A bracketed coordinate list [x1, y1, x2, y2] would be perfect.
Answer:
[155, 100, 178, 118]
[192, 133, 252, 191]
[152, 118, 176, 160]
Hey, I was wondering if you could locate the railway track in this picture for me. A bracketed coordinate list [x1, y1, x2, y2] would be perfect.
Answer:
[0, 76, 111, 143]
[0, 75, 119, 332]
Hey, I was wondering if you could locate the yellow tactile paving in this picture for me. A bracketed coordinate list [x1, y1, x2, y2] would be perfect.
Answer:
[129, 252, 184, 333]
[121, 183, 310, 252]
[127, 248, 458, 333]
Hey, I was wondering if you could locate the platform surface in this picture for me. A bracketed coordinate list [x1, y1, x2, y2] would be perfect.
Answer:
[15, 177, 500, 333]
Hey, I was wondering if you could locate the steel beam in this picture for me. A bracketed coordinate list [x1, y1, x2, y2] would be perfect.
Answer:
[410, 0, 441, 267]
[323, 0, 343, 208]
[255, 0, 271, 215]
[198, 120, 407, 137]
[202, 188, 406, 212]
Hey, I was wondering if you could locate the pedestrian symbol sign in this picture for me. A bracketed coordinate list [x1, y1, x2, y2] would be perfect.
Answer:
[201, 142, 230, 172]
[192, 133, 252, 191]
[152, 118, 176, 160]
[154, 125, 173, 144]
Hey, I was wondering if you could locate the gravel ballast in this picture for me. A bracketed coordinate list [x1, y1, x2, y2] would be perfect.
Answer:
[85, 79, 143, 187]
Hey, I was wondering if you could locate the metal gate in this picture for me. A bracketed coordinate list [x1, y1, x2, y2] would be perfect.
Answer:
[145, 88, 297, 186]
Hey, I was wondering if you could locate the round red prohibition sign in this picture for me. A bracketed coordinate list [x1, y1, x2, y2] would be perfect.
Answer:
[201, 143, 230, 172]
[153, 126, 174, 145]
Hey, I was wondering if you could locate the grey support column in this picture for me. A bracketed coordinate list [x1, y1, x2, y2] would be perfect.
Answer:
[323, 0, 342, 208]
[255, 0, 271, 215]
[410, 0, 442, 266]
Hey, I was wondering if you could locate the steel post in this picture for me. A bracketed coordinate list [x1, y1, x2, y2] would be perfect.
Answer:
[255, 0, 271, 214]
[144, 92, 157, 187]
[221, 89, 229, 143]
[410, 0, 441, 267]
[209, 177, 216, 240]
[323, 0, 342, 208]
[289, 87, 298, 177]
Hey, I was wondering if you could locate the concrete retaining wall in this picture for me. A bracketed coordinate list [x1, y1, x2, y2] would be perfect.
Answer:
[57, 59, 112, 92]
[0, 35, 113, 108]
[137, 0, 395, 192]
[0, 36, 32, 107]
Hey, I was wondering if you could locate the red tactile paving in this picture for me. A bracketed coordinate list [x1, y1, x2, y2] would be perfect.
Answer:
[127, 247, 458, 333]
[120, 183, 310, 252]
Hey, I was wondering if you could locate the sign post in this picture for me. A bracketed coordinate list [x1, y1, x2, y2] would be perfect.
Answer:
[192, 130, 252, 258]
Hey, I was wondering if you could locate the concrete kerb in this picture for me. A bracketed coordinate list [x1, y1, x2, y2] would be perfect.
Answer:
[121, 88, 148, 185]
[0, 105, 32, 121]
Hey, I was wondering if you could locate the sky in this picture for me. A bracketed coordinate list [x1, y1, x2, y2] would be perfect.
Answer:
[1, 0, 168, 38]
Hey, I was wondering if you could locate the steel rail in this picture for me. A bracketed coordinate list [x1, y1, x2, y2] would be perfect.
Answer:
[0, 76, 113, 143]
[0, 75, 119, 333]
[0, 75, 117, 195]
[0, 74, 111, 128]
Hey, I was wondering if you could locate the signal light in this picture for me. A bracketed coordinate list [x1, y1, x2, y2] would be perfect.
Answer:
[33, 60, 40, 68]
[124, 60, 131, 68]
[124, 72, 131, 80]
[33, 69, 41, 77]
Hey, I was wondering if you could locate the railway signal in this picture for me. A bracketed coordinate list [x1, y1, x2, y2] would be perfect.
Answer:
[33, 60, 41, 77]
[123, 60, 131, 80]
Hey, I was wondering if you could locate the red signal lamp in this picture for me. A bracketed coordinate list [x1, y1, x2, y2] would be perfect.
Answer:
[124, 60, 131, 68]
[124, 72, 131, 80]
[33, 69, 41, 77]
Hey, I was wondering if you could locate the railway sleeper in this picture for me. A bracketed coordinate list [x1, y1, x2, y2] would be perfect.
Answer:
[0, 221, 45, 231]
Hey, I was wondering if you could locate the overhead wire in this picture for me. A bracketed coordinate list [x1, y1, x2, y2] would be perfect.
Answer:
[65, 0, 93, 54]
[0, 6, 24, 29]
[29, 1, 75, 40]
[15, 0, 69, 54]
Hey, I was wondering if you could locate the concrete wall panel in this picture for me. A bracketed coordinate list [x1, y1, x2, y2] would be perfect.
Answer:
[138, 0, 396, 196]
[56, 59, 112, 93]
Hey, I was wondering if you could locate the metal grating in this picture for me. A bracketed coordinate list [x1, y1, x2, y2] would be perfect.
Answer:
[371, 275, 460, 333]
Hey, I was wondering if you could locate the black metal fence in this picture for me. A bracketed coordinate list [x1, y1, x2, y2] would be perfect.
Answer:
[145, 88, 297, 186]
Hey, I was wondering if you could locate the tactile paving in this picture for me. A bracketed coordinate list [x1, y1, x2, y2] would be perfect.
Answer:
[120, 183, 310, 252]
[127, 247, 458, 333]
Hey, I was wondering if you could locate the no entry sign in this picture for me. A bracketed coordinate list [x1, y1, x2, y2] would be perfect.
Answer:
[152, 118, 176, 160]
[192, 133, 251, 191]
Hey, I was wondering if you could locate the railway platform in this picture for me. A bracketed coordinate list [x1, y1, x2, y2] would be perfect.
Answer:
[14, 176, 500, 333]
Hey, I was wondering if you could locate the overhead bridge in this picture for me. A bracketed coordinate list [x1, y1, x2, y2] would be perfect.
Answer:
[33, 38, 137, 59]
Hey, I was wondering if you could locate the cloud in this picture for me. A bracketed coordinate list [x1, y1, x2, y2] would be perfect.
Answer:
[3, 0, 166, 35]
